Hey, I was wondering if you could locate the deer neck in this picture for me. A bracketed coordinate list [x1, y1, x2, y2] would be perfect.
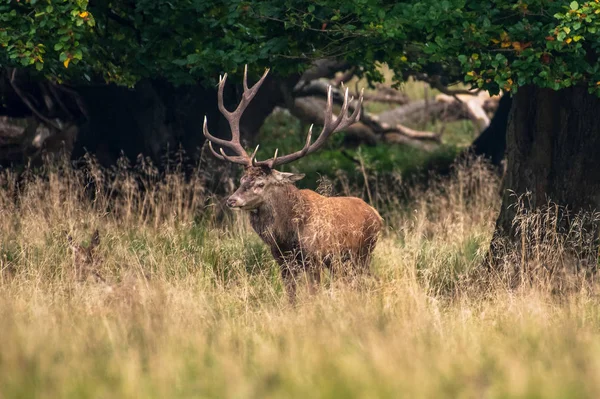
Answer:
[250, 184, 303, 246]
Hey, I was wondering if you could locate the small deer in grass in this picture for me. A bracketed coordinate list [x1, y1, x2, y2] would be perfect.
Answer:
[67, 229, 105, 283]
[204, 66, 383, 299]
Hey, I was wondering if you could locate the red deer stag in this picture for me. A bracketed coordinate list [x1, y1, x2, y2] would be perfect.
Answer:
[204, 66, 383, 299]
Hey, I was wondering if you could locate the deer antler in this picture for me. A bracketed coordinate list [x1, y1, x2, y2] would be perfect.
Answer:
[205, 65, 363, 169]
[203, 65, 270, 166]
[252, 85, 364, 169]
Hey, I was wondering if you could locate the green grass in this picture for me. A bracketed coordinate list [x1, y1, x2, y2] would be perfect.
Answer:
[1, 157, 600, 398]
[255, 110, 467, 194]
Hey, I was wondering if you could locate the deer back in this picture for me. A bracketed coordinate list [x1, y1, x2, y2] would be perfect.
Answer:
[295, 190, 383, 258]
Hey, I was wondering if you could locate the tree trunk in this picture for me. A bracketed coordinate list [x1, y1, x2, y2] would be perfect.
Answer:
[491, 85, 600, 267]
[71, 74, 297, 168]
[469, 94, 511, 167]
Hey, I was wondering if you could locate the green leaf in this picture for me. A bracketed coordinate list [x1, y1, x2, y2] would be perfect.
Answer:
[570, 1, 579, 11]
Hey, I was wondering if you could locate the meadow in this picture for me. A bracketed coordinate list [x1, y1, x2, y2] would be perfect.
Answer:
[1, 78, 599, 398]
[1, 151, 600, 399]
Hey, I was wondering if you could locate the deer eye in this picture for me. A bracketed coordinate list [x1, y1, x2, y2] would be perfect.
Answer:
[256, 182, 265, 188]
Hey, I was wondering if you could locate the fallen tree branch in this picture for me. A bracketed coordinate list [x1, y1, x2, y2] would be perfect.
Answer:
[376, 99, 468, 127]
[436, 91, 499, 131]
[331, 67, 356, 87]
[49, 82, 89, 120]
[293, 79, 441, 142]
[283, 96, 438, 151]
[355, 84, 410, 105]
[8, 69, 62, 131]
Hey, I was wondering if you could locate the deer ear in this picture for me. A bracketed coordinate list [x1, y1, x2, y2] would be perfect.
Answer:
[272, 170, 305, 183]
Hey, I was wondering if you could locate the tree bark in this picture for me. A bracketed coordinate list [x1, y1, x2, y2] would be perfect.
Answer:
[469, 94, 511, 167]
[491, 85, 600, 265]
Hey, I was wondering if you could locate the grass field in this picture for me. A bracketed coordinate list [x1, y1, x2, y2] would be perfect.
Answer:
[1, 154, 600, 399]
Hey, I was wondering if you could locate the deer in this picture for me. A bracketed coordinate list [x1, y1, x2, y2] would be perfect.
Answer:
[66, 230, 151, 295]
[203, 66, 383, 299]
[67, 229, 105, 283]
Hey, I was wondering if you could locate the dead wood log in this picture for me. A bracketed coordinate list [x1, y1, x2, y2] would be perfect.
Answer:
[376, 98, 468, 127]
[293, 80, 441, 140]
[361, 85, 410, 104]
[284, 96, 438, 150]
[436, 91, 500, 132]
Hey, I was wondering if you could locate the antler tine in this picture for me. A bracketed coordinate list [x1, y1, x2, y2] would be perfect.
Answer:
[335, 88, 363, 131]
[243, 64, 249, 92]
[207, 141, 226, 161]
[301, 85, 351, 153]
[204, 66, 270, 166]
[217, 147, 250, 164]
[206, 140, 250, 164]
[203, 115, 250, 164]
[216, 73, 231, 117]
[322, 85, 335, 131]
[250, 144, 260, 161]
[203, 116, 231, 149]
[255, 85, 363, 168]
[331, 87, 351, 131]
[267, 148, 279, 168]
[250, 145, 260, 167]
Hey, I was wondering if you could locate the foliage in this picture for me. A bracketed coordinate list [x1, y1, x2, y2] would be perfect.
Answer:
[269, 0, 600, 94]
[0, 0, 307, 85]
[3, 1, 600, 94]
[0, 0, 370, 86]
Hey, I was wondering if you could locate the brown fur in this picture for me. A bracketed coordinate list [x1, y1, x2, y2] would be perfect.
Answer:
[232, 167, 383, 299]
[67, 229, 105, 283]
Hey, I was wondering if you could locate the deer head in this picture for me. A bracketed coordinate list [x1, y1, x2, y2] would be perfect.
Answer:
[203, 66, 363, 210]
[67, 229, 103, 282]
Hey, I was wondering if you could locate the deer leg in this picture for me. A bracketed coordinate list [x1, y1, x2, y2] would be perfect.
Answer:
[280, 262, 299, 303]
[307, 261, 321, 295]
[271, 248, 300, 302]
[356, 252, 372, 275]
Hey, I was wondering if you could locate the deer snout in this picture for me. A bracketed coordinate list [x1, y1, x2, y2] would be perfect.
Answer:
[226, 196, 242, 208]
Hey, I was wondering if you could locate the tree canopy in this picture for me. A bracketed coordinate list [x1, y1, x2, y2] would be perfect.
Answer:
[2, 0, 599, 94]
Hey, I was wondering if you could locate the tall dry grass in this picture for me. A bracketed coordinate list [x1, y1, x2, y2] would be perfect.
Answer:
[1, 157, 599, 398]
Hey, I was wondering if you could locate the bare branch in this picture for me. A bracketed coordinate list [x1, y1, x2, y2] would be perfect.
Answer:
[8, 69, 62, 131]
[294, 80, 440, 141]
